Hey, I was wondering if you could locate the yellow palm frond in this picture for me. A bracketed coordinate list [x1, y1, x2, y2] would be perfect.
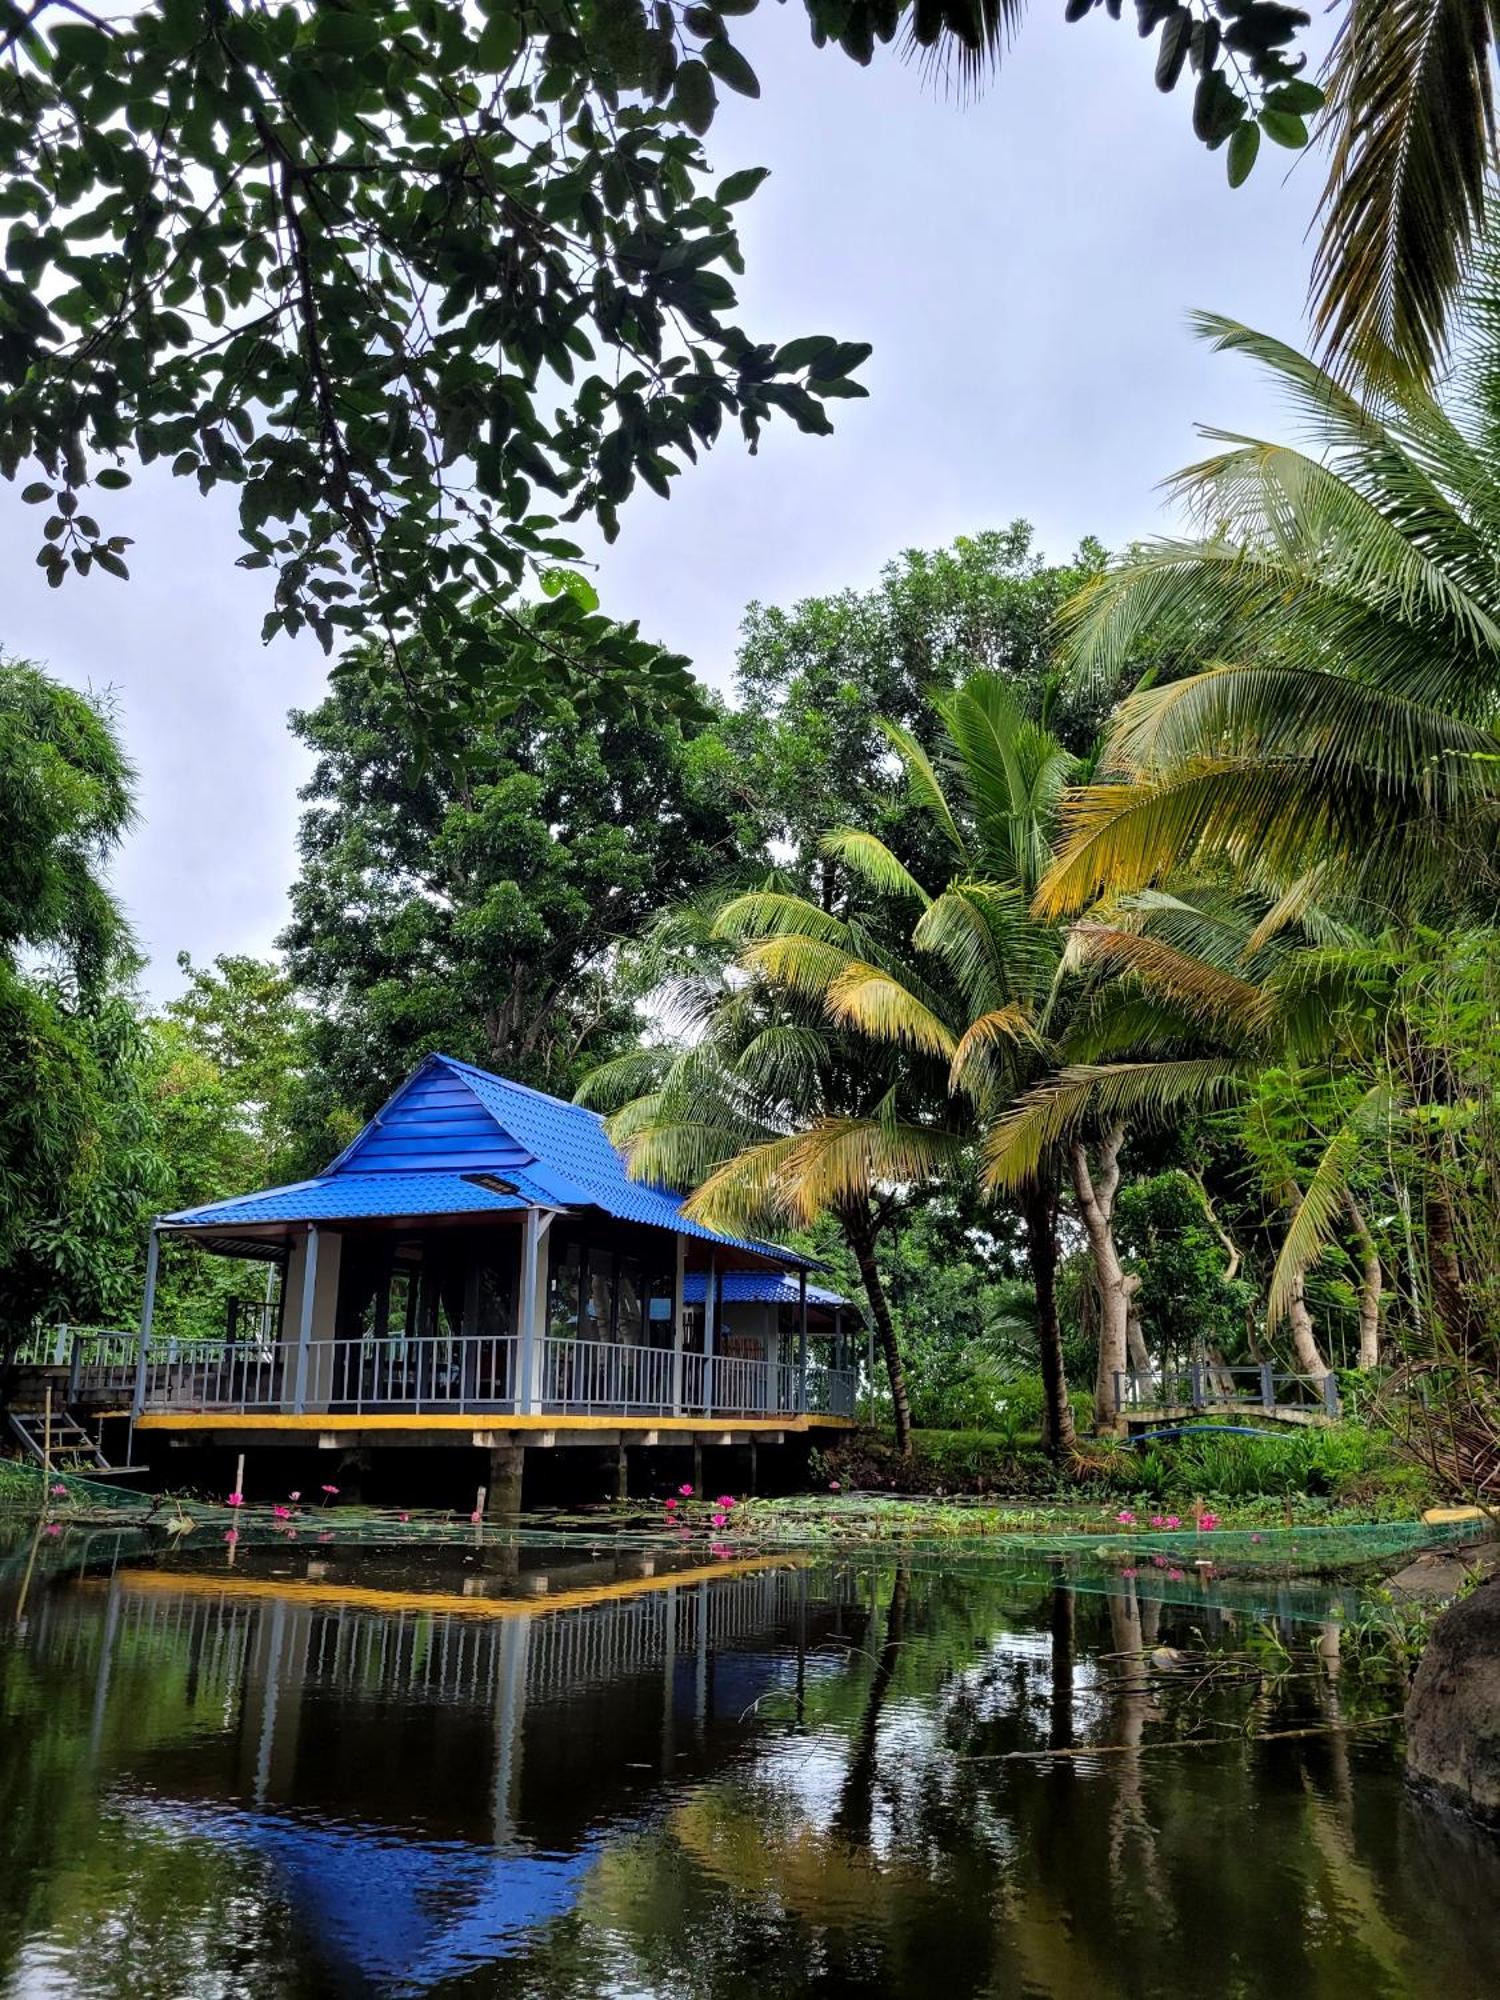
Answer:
[983, 1058, 1245, 1189]
[1070, 924, 1270, 1036]
[948, 1004, 1039, 1101]
[825, 963, 958, 1059]
[820, 828, 932, 906]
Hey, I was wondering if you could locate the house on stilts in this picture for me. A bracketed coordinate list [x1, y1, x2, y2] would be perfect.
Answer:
[100, 1055, 863, 1502]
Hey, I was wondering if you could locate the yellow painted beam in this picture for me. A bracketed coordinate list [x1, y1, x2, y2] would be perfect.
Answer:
[88, 1551, 808, 1620]
[135, 1410, 853, 1436]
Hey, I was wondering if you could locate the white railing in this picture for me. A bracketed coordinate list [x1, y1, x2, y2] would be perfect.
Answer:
[130, 1332, 854, 1422]
[805, 1366, 857, 1418]
[1113, 1365, 1341, 1418]
[540, 1336, 674, 1415]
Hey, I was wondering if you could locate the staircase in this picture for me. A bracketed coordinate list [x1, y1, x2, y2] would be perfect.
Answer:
[8, 1407, 113, 1473]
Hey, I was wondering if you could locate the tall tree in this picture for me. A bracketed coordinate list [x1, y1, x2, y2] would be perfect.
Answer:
[579, 893, 962, 1455]
[0, 658, 160, 1359]
[282, 642, 748, 1122]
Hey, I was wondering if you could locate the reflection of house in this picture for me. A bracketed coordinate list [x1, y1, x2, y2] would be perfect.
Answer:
[117, 1056, 860, 1468]
[83, 1557, 863, 1990]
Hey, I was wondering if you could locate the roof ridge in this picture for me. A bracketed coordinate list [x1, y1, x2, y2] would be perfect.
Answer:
[433, 1053, 607, 1126]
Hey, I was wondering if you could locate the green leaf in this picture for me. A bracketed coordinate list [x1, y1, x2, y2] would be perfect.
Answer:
[671, 58, 716, 133]
[94, 468, 131, 490]
[1227, 120, 1260, 187]
[539, 566, 600, 611]
[1258, 106, 1308, 149]
[1262, 79, 1323, 116]
[20, 482, 51, 504]
[702, 37, 759, 97]
[718, 166, 770, 204]
[314, 11, 382, 53]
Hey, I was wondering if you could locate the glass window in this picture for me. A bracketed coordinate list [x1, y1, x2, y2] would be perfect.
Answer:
[616, 1259, 644, 1347]
[548, 1241, 582, 1342]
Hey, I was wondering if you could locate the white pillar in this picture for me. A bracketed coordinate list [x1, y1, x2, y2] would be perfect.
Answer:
[797, 1268, 808, 1413]
[129, 1223, 161, 1454]
[518, 1208, 542, 1415]
[291, 1225, 319, 1413]
[703, 1253, 717, 1414]
[672, 1233, 686, 1415]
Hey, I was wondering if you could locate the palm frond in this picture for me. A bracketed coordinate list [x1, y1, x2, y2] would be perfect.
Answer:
[948, 1004, 1040, 1102]
[1069, 924, 1270, 1037]
[1312, 0, 1500, 382]
[821, 828, 932, 906]
[714, 890, 853, 947]
[826, 963, 959, 1059]
[1265, 1086, 1394, 1329]
[738, 932, 865, 1004]
[880, 718, 969, 860]
[983, 1059, 1246, 1189]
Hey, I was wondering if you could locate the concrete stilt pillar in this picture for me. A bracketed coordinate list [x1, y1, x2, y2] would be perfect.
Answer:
[613, 1443, 629, 1502]
[746, 1438, 758, 1496]
[486, 1446, 524, 1518]
[691, 1440, 703, 1495]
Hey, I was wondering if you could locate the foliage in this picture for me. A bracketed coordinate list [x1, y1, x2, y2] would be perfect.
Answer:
[1115, 1168, 1255, 1364]
[0, 659, 162, 1354]
[162, 952, 312, 1186]
[283, 639, 745, 1124]
[725, 526, 1110, 890]
[1047, 307, 1500, 921]
[0, 0, 872, 728]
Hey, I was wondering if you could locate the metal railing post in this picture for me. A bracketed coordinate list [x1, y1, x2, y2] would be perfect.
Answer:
[1324, 1372, 1341, 1418]
[129, 1226, 161, 1460]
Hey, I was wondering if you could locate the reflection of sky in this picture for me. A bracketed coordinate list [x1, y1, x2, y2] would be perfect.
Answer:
[117, 1798, 598, 1995]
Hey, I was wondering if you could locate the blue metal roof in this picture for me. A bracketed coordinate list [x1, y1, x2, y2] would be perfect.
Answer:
[682, 1274, 852, 1311]
[166, 1172, 529, 1227]
[164, 1054, 816, 1269]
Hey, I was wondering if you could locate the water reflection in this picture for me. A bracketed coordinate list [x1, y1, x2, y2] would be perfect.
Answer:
[2, 1539, 1498, 1998]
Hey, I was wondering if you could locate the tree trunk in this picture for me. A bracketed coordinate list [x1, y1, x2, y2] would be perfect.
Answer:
[1342, 1192, 1382, 1370]
[1021, 1178, 1075, 1458]
[1424, 1186, 1484, 1359]
[1070, 1126, 1137, 1434]
[1286, 1269, 1330, 1378]
[1126, 1303, 1149, 1374]
[849, 1223, 912, 1457]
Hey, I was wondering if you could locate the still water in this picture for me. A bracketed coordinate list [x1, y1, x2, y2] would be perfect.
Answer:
[1, 1530, 1498, 1999]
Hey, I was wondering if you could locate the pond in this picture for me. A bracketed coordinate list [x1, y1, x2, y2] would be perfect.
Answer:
[1, 1528, 1497, 1998]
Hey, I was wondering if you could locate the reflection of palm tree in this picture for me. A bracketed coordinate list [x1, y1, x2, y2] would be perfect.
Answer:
[832, 1564, 910, 1846]
[1048, 1584, 1074, 1754]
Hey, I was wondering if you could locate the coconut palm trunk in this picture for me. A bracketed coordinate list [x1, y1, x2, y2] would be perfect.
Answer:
[1069, 1125, 1138, 1433]
[1343, 1192, 1382, 1370]
[847, 1213, 913, 1457]
[1021, 1177, 1075, 1457]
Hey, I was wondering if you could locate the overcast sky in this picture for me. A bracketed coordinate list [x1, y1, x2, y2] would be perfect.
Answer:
[2, 11, 1330, 1001]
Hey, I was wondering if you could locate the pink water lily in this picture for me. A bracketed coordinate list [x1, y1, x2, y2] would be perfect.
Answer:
[664, 1498, 679, 1511]
[288, 1490, 301, 1503]
[320, 1483, 339, 1496]
[469, 1509, 482, 1525]
[711, 1512, 728, 1529]
[1197, 1512, 1219, 1532]
[1115, 1510, 1136, 1525]
[398, 1512, 410, 1524]
[715, 1494, 735, 1509]
[678, 1483, 694, 1498]
[1121, 1567, 1138, 1579]
[50, 1482, 67, 1497]
[829, 1480, 841, 1492]
[226, 1492, 244, 1508]
[1167, 1568, 1186, 1582]
[1149, 1515, 1166, 1529]
[223, 1529, 238, 1545]
[1163, 1515, 1181, 1530]
[44, 1523, 60, 1536]
[272, 1505, 290, 1519]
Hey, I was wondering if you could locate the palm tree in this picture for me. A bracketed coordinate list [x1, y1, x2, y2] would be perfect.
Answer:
[1042, 307, 1500, 925]
[711, 676, 1122, 1448]
[983, 902, 1415, 1379]
[577, 895, 962, 1456]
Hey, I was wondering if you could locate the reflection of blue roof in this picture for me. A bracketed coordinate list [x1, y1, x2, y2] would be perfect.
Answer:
[682, 1274, 852, 1311]
[164, 1054, 816, 1269]
[123, 1798, 595, 1989]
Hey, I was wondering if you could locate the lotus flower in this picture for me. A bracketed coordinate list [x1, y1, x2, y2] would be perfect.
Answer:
[1149, 1515, 1166, 1529]
[272, 1505, 290, 1519]
[1163, 1515, 1181, 1530]
[1197, 1512, 1219, 1532]
[664, 1498, 678, 1511]
[50, 1482, 67, 1497]
[678, 1483, 694, 1497]
[288, 1490, 301, 1502]
[321, 1483, 339, 1496]
[711, 1512, 727, 1529]
[226, 1492, 244, 1508]
[715, 1494, 735, 1508]
[1116, 1510, 1136, 1525]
